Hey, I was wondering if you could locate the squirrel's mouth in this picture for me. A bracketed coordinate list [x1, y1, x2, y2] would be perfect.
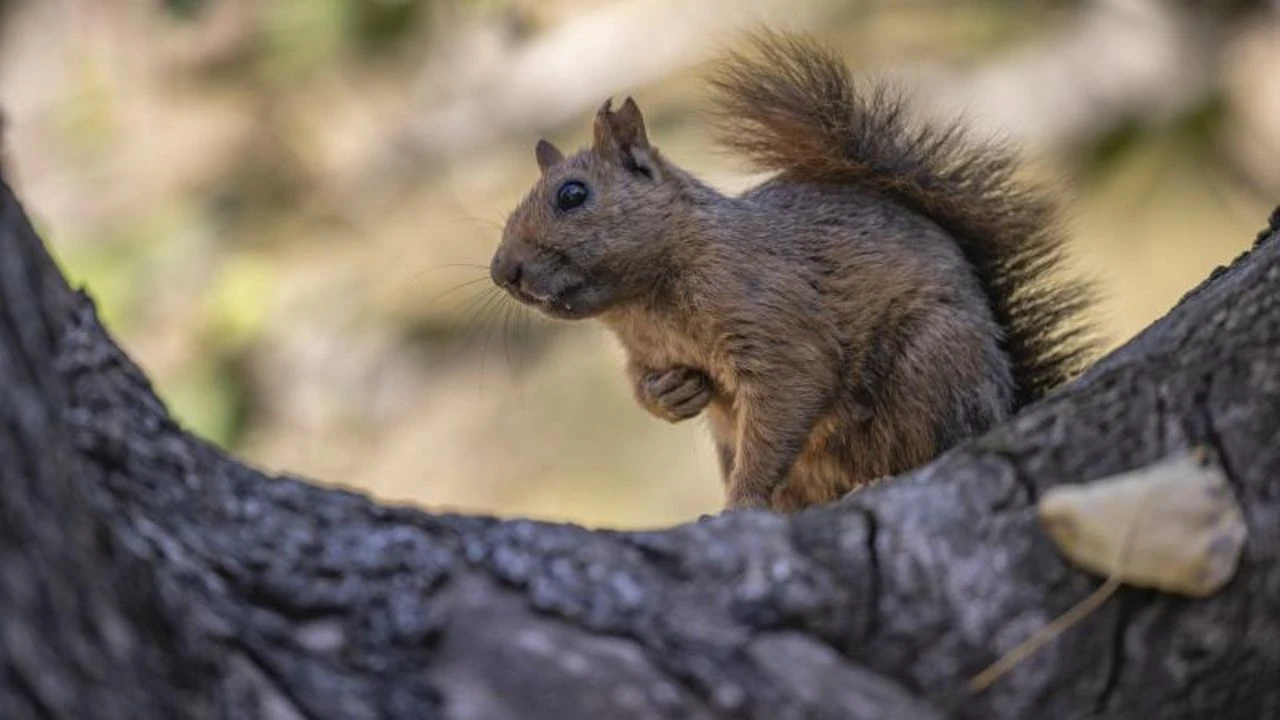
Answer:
[502, 282, 597, 320]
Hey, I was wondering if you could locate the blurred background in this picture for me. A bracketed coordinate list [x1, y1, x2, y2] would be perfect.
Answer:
[1, 0, 1276, 529]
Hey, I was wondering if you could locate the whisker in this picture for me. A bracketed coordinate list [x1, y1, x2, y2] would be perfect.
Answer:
[424, 262, 490, 269]
[474, 291, 509, 389]
[424, 277, 495, 310]
[433, 189, 511, 233]
[458, 288, 501, 358]
[458, 288, 501, 341]
[462, 216, 505, 232]
[441, 288, 502, 350]
[450, 288, 498, 355]
[501, 299, 516, 373]
[487, 296, 513, 374]
[348, 264, 491, 337]
[500, 301, 527, 408]
[402, 262, 491, 283]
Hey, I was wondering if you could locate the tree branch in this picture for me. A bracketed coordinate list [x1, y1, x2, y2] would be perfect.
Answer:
[2, 176, 1278, 719]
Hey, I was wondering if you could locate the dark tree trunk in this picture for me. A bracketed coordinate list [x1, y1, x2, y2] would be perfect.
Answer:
[2, 176, 1279, 720]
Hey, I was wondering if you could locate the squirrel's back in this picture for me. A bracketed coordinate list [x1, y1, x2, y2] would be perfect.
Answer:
[707, 31, 1096, 404]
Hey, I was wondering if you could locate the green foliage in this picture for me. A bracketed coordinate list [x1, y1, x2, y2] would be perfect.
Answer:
[347, 0, 428, 56]
[54, 58, 119, 160]
[51, 205, 261, 448]
[54, 216, 179, 335]
[163, 350, 251, 449]
[1079, 93, 1228, 190]
[162, 0, 212, 21]
[204, 251, 276, 351]
[262, 0, 347, 77]
[258, 0, 432, 72]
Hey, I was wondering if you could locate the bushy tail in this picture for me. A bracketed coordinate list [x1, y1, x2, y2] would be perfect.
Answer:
[707, 30, 1096, 404]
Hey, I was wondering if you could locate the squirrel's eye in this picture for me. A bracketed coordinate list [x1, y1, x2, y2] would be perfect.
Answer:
[555, 181, 589, 211]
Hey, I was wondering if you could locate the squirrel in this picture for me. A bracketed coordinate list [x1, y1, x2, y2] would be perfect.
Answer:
[490, 31, 1095, 512]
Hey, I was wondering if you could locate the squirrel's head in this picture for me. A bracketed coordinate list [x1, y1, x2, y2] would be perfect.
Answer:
[492, 97, 689, 320]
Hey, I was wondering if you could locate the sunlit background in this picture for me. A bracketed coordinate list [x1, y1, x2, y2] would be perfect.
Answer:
[2, 0, 1275, 529]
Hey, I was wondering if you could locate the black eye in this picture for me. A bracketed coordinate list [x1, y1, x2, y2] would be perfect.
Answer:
[555, 181, 589, 211]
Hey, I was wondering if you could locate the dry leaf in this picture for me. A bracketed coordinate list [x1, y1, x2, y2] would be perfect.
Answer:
[1037, 447, 1247, 597]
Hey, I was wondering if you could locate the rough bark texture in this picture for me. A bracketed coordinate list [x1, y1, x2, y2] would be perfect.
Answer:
[1, 174, 1279, 720]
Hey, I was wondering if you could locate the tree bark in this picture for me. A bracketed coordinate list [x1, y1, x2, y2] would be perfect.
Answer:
[2, 175, 1278, 720]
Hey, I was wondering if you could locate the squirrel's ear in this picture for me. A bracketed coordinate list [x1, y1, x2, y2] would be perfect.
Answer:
[535, 139, 564, 174]
[592, 96, 655, 177]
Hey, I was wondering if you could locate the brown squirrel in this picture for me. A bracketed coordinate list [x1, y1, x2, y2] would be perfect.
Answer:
[490, 31, 1095, 512]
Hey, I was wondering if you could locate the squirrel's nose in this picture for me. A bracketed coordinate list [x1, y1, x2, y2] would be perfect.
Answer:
[491, 252, 523, 288]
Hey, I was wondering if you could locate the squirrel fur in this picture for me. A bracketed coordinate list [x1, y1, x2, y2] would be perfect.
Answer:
[491, 30, 1096, 512]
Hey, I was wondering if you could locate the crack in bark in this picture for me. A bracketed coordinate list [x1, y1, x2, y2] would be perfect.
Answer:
[1201, 371, 1243, 495]
[225, 648, 319, 720]
[851, 506, 882, 642]
[1091, 591, 1132, 715]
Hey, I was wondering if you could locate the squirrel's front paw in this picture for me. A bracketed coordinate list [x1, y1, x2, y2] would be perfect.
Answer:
[637, 366, 712, 422]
